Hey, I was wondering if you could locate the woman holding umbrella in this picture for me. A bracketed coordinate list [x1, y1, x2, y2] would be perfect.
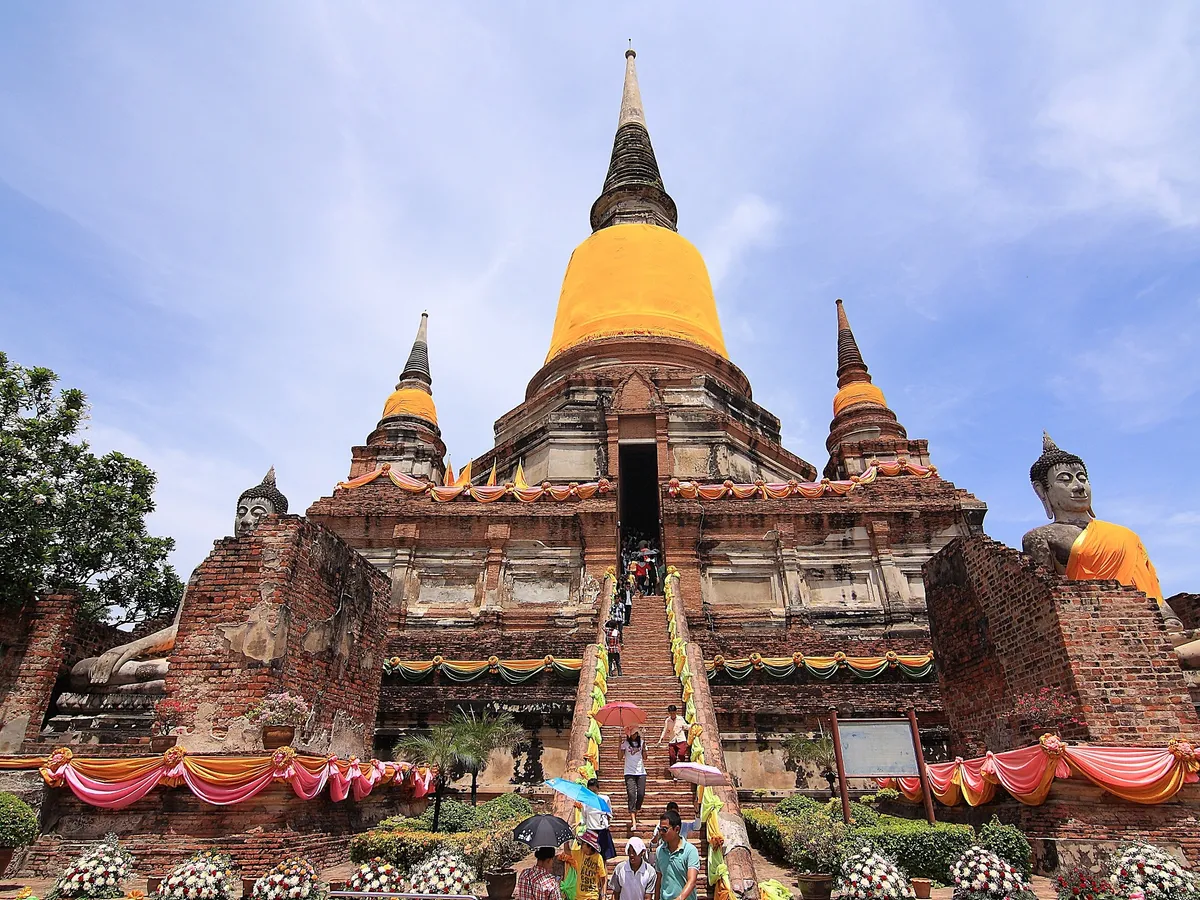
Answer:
[620, 729, 647, 830]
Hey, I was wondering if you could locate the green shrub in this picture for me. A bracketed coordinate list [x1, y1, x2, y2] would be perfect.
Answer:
[0, 792, 38, 848]
[785, 814, 846, 874]
[413, 798, 475, 833]
[472, 793, 533, 828]
[743, 809, 794, 860]
[775, 795, 825, 821]
[843, 820, 974, 881]
[977, 816, 1032, 878]
[826, 799, 879, 827]
[871, 787, 901, 803]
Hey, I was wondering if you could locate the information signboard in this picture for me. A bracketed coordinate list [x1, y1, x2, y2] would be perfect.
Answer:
[835, 718, 919, 778]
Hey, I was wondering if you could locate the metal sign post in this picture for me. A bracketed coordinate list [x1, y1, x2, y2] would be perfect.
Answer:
[828, 709, 935, 825]
[827, 707, 852, 825]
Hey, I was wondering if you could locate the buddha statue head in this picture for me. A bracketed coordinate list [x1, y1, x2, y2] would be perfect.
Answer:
[1029, 433, 1092, 524]
[235, 467, 289, 537]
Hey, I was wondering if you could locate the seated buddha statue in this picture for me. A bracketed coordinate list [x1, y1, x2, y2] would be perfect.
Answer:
[68, 468, 289, 690]
[1022, 434, 1198, 667]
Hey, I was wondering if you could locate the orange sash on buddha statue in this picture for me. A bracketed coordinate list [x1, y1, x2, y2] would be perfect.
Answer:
[1066, 519, 1163, 603]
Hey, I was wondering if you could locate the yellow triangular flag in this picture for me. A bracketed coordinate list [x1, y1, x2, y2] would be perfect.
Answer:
[443, 460, 454, 486]
[487, 460, 497, 486]
[514, 461, 529, 490]
[454, 461, 472, 487]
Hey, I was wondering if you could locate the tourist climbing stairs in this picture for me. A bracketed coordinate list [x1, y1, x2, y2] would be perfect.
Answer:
[595, 586, 705, 876]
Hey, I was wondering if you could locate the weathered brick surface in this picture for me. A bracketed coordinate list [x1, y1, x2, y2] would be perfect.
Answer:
[165, 516, 391, 753]
[0, 594, 78, 751]
[925, 534, 1199, 755]
[20, 783, 424, 876]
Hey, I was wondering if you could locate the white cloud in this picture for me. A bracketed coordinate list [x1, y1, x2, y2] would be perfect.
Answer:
[700, 194, 782, 290]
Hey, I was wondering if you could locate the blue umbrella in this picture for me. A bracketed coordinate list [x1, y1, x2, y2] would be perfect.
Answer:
[544, 778, 612, 814]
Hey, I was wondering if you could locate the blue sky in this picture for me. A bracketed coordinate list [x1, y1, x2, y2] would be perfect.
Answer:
[2, 3, 1199, 596]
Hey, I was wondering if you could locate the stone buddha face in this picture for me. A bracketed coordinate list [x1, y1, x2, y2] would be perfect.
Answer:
[235, 495, 276, 537]
[1035, 462, 1092, 522]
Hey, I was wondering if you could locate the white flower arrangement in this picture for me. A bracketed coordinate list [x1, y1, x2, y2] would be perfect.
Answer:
[407, 849, 475, 896]
[49, 833, 135, 899]
[252, 858, 323, 900]
[837, 847, 915, 900]
[347, 858, 405, 895]
[156, 851, 240, 900]
[1109, 843, 1199, 900]
[951, 846, 1033, 900]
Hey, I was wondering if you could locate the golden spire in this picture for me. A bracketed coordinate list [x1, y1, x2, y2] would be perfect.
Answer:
[832, 299, 887, 416]
[382, 312, 438, 426]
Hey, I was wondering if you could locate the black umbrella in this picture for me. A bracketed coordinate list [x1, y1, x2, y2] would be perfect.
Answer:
[513, 814, 574, 849]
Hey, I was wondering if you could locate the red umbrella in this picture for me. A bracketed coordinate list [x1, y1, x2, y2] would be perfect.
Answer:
[595, 701, 647, 728]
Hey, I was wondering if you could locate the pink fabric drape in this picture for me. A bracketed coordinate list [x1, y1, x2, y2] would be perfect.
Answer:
[878, 737, 1197, 808]
[36, 751, 430, 810]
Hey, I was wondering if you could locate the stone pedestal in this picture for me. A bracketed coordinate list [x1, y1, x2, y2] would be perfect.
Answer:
[165, 515, 392, 756]
[924, 534, 1198, 756]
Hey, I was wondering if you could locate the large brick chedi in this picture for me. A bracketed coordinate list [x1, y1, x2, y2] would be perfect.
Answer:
[165, 516, 391, 756]
[925, 534, 1198, 756]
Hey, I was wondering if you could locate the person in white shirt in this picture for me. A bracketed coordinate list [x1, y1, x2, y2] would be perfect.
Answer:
[621, 730, 648, 830]
[658, 705, 689, 766]
[581, 777, 617, 860]
[609, 837, 657, 900]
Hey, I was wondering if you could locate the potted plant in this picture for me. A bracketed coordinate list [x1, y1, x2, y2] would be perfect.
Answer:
[786, 815, 845, 900]
[0, 793, 38, 876]
[246, 692, 310, 749]
[478, 830, 530, 900]
[910, 878, 932, 899]
[151, 698, 186, 752]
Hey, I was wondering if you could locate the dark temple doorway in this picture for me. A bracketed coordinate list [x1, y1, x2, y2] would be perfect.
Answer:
[618, 442, 662, 557]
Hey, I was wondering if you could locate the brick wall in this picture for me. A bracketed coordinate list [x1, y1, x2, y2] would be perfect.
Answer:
[165, 516, 391, 754]
[925, 534, 1199, 756]
[21, 782, 424, 876]
[0, 594, 78, 753]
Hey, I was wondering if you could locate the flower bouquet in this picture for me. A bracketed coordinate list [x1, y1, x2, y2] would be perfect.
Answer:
[407, 849, 475, 895]
[837, 847, 915, 900]
[1108, 843, 1198, 900]
[951, 846, 1035, 900]
[251, 858, 323, 900]
[347, 859, 405, 895]
[156, 850, 241, 900]
[246, 692, 310, 727]
[48, 833, 135, 899]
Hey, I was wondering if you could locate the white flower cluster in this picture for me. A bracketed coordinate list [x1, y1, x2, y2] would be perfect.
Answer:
[837, 847, 915, 900]
[1110, 843, 1199, 900]
[951, 846, 1030, 900]
[52, 834, 135, 899]
[252, 858, 321, 900]
[156, 852, 238, 900]
[347, 859, 405, 895]
[407, 849, 475, 896]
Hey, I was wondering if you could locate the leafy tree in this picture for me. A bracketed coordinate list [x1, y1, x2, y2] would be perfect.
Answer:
[449, 708, 524, 806]
[0, 352, 183, 622]
[782, 732, 839, 796]
[394, 724, 466, 833]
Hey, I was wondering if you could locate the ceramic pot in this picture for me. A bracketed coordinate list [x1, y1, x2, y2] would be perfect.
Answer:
[0, 848, 14, 878]
[150, 735, 177, 753]
[262, 725, 295, 750]
[911, 878, 932, 899]
[147, 876, 163, 894]
[484, 870, 517, 900]
[796, 873, 833, 900]
[243, 876, 258, 898]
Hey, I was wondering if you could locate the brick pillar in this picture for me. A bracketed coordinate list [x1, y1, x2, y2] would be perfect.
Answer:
[925, 534, 1199, 755]
[0, 594, 78, 753]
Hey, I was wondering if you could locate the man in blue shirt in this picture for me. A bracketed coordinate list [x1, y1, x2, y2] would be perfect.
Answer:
[654, 809, 699, 900]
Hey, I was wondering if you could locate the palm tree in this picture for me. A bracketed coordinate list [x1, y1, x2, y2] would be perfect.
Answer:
[450, 708, 524, 806]
[782, 732, 839, 797]
[394, 723, 464, 832]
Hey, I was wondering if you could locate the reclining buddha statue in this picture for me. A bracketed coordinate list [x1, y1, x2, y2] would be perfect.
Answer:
[1022, 434, 1197, 668]
[57, 469, 289, 721]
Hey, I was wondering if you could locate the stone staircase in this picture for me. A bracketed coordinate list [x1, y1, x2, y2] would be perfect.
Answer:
[595, 589, 704, 871]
